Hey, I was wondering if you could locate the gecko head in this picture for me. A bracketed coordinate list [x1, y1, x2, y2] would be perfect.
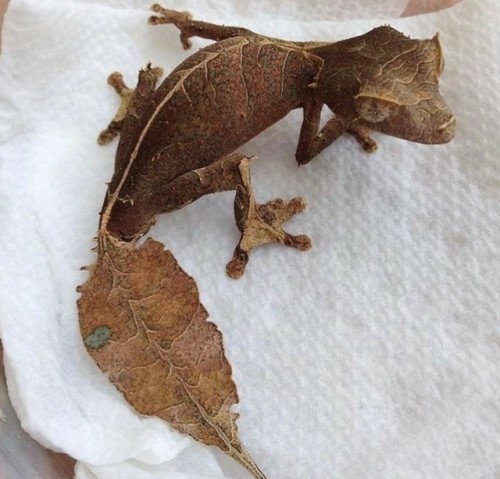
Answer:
[354, 33, 455, 144]
[354, 90, 456, 144]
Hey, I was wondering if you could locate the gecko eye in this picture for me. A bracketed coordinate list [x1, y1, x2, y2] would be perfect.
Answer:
[354, 94, 398, 123]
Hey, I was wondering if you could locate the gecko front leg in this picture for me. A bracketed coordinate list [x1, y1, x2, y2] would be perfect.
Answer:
[295, 96, 347, 165]
[149, 4, 253, 49]
[295, 97, 380, 164]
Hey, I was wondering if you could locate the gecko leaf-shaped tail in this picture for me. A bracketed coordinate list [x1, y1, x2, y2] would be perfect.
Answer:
[78, 233, 266, 479]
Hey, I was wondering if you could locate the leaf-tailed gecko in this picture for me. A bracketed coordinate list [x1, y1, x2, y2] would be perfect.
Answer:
[79, 7, 455, 478]
[98, 5, 455, 278]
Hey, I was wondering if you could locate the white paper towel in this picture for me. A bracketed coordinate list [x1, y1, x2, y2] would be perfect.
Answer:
[0, 1, 499, 478]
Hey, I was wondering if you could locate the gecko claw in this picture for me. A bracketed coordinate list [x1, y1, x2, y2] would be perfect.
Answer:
[149, 5, 194, 49]
[226, 247, 249, 279]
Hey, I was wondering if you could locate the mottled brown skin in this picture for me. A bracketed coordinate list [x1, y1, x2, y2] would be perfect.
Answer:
[99, 5, 455, 277]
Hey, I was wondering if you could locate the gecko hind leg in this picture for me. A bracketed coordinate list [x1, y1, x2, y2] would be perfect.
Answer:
[226, 159, 311, 279]
[142, 153, 310, 278]
[149, 4, 252, 49]
[98, 64, 164, 145]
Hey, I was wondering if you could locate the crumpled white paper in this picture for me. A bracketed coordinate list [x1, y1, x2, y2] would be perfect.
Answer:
[0, 0, 499, 478]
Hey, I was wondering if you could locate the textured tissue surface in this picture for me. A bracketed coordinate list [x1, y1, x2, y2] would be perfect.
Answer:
[0, 0, 499, 478]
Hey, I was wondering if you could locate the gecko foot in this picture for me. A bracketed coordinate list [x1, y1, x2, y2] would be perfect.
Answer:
[226, 160, 311, 279]
[98, 65, 163, 145]
[97, 72, 133, 145]
[149, 4, 194, 49]
[348, 125, 378, 153]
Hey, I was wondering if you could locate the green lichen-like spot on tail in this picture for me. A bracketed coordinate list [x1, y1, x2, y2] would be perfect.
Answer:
[84, 325, 112, 349]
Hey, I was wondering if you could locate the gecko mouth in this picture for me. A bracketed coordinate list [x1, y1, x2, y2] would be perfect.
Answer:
[433, 114, 456, 143]
[437, 115, 456, 132]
